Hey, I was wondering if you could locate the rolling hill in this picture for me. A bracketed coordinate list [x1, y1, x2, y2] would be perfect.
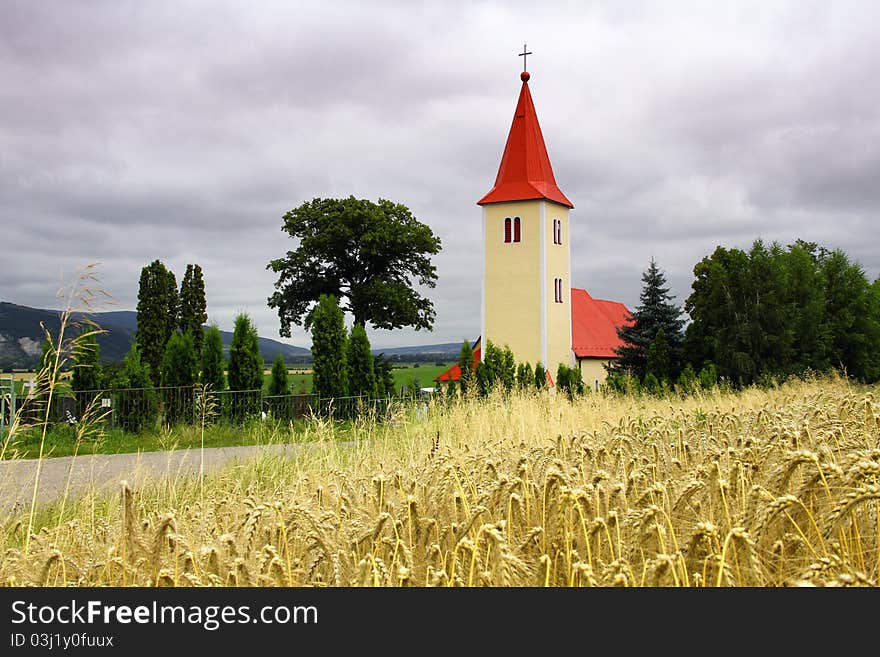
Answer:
[0, 302, 309, 370]
[0, 302, 464, 370]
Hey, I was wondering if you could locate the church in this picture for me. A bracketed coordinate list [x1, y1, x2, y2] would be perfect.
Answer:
[437, 60, 631, 390]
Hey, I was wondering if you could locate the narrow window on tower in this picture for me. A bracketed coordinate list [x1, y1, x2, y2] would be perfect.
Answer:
[552, 219, 562, 245]
[504, 217, 511, 243]
[513, 216, 521, 243]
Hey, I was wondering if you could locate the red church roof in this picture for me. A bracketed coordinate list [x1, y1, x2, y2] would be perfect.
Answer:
[477, 72, 574, 209]
[571, 288, 631, 359]
[434, 339, 481, 382]
[434, 290, 630, 382]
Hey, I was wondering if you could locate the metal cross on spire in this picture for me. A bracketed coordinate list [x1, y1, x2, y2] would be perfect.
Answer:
[518, 43, 532, 72]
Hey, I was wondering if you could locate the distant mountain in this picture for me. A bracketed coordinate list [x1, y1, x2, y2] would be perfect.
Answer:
[372, 342, 462, 357]
[0, 302, 466, 370]
[91, 310, 312, 364]
[0, 302, 309, 370]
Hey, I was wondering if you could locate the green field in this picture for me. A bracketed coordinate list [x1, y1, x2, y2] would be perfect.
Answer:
[263, 363, 453, 395]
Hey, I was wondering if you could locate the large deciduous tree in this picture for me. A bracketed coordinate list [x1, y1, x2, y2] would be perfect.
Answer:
[267, 196, 442, 336]
[136, 260, 178, 384]
[178, 264, 207, 359]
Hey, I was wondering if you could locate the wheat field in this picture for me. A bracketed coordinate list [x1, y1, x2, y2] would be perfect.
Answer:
[1, 375, 878, 587]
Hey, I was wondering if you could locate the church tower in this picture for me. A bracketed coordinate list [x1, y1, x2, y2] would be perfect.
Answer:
[478, 64, 574, 376]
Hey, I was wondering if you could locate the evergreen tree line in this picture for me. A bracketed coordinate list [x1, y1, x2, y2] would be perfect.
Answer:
[308, 294, 397, 400]
[450, 339, 585, 400]
[66, 260, 268, 428]
[608, 239, 880, 390]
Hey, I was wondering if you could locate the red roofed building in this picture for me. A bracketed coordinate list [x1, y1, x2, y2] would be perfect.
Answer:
[436, 57, 631, 389]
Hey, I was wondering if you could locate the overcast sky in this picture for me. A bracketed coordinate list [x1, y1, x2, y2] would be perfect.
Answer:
[2, 0, 878, 350]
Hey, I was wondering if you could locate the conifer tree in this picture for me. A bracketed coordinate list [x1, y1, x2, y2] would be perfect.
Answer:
[178, 264, 207, 359]
[113, 343, 157, 432]
[162, 332, 198, 388]
[227, 313, 264, 392]
[310, 294, 349, 399]
[373, 353, 395, 398]
[200, 324, 226, 391]
[534, 362, 547, 390]
[458, 339, 474, 395]
[516, 362, 533, 390]
[611, 258, 685, 382]
[161, 331, 198, 424]
[347, 324, 377, 399]
[268, 354, 291, 396]
[136, 260, 178, 383]
[71, 324, 101, 393]
[645, 328, 671, 383]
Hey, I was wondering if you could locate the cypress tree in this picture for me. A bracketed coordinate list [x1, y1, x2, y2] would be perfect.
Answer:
[113, 342, 157, 432]
[499, 345, 516, 392]
[268, 354, 291, 396]
[178, 264, 208, 359]
[556, 364, 572, 399]
[228, 313, 264, 391]
[458, 339, 474, 395]
[135, 260, 178, 383]
[200, 324, 226, 392]
[162, 332, 198, 388]
[516, 362, 533, 390]
[71, 324, 101, 393]
[570, 366, 585, 395]
[347, 324, 377, 399]
[475, 361, 491, 397]
[310, 294, 349, 399]
[161, 331, 198, 424]
[534, 362, 547, 390]
[373, 353, 395, 398]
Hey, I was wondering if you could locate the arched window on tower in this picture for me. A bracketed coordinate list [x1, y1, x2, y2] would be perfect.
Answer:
[504, 217, 511, 243]
[554, 278, 564, 303]
[513, 217, 521, 243]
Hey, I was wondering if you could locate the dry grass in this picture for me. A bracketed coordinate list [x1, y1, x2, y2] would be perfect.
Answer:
[1, 374, 877, 587]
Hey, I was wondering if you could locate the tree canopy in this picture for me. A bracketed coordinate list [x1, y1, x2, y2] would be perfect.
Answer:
[267, 196, 442, 337]
[684, 239, 880, 384]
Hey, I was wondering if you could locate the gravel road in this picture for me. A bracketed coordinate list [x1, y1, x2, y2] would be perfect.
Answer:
[0, 445, 305, 515]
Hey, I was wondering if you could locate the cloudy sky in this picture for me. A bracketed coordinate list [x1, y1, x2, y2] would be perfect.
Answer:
[2, 0, 878, 350]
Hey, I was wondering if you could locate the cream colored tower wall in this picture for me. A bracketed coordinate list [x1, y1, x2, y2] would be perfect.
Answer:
[544, 202, 573, 375]
[482, 200, 543, 366]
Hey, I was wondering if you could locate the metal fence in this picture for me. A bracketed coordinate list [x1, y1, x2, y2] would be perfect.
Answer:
[4, 385, 423, 434]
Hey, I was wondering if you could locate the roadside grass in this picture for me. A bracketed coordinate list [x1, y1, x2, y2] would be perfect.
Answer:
[1, 418, 318, 459]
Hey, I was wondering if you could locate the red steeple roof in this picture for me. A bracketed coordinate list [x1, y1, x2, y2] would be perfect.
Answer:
[478, 71, 573, 209]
